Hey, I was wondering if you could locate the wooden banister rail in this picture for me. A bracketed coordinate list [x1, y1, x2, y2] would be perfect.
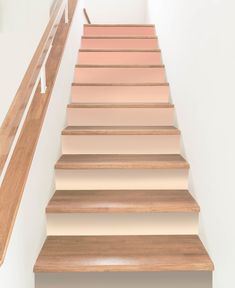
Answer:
[0, 0, 63, 177]
[83, 8, 91, 24]
[0, 0, 78, 265]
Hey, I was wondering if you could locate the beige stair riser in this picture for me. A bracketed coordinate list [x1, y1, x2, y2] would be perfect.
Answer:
[55, 169, 188, 190]
[78, 51, 162, 65]
[47, 212, 198, 236]
[81, 38, 159, 49]
[71, 85, 169, 103]
[74, 67, 166, 83]
[84, 26, 156, 36]
[36, 272, 212, 288]
[67, 107, 174, 126]
[62, 135, 180, 154]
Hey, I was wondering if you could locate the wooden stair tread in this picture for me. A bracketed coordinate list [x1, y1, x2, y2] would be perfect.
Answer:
[67, 103, 174, 108]
[34, 235, 214, 272]
[46, 190, 199, 213]
[55, 154, 189, 169]
[62, 126, 180, 135]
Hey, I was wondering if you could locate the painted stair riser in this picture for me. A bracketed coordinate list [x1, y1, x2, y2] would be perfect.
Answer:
[74, 67, 166, 83]
[62, 135, 180, 154]
[55, 169, 188, 190]
[36, 272, 212, 288]
[47, 212, 198, 236]
[78, 51, 162, 65]
[71, 85, 169, 103]
[67, 107, 174, 126]
[84, 26, 156, 36]
[81, 38, 159, 49]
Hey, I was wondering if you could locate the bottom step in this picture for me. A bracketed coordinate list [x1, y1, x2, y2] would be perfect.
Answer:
[34, 235, 213, 272]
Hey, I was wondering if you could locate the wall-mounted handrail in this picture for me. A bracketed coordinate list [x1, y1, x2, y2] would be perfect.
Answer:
[0, 0, 65, 177]
[0, 0, 78, 265]
[83, 8, 91, 24]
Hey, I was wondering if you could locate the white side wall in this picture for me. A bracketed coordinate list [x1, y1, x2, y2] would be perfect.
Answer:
[147, 1, 235, 287]
[0, 0, 49, 124]
[0, 1, 85, 287]
[84, 0, 147, 24]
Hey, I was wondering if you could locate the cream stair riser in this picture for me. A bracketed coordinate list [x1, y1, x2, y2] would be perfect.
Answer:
[55, 169, 188, 190]
[47, 212, 198, 236]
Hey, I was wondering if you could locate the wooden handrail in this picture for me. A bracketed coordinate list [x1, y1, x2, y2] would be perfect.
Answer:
[83, 8, 91, 24]
[0, 0, 64, 177]
[0, 0, 78, 265]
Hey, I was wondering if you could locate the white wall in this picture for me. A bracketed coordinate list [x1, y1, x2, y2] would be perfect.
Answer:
[84, 0, 147, 24]
[147, 1, 235, 287]
[0, 0, 50, 125]
[0, 1, 85, 287]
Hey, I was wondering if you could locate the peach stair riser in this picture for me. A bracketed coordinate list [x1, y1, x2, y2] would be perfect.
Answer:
[74, 66, 166, 83]
[71, 84, 170, 103]
[84, 25, 156, 36]
[78, 51, 162, 65]
[62, 134, 180, 154]
[81, 37, 159, 49]
[67, 105, 174, 126]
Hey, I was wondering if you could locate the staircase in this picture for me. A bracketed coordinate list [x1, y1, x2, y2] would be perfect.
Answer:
[35, 24, 213, 288]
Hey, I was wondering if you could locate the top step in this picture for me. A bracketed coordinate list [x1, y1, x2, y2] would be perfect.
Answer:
[84, 24, 156, 37]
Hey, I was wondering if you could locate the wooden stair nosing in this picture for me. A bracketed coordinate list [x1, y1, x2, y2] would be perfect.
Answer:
[72, 82, 169, 87]
[75, 64, 165, 68]
[55, 154, 190, 170]
[62, 126, 180, 136]
[67, 103, 174, 109]
[84, 24, 155, 27]
[79, 49, 161, 52]
[82, 36, 158, 39]
[34, 235, 214, 272]
[46, 189, 200, 213]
